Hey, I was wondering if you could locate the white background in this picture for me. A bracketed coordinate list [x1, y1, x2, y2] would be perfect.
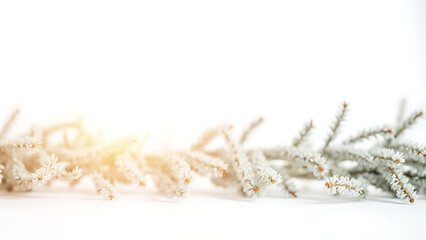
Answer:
[0, 1, 425, 239]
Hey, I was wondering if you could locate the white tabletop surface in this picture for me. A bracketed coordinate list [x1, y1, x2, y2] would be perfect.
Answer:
[1, 177, 423, 240]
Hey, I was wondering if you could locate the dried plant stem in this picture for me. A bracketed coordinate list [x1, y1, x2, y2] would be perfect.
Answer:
[222, 130, 241, 167]
[42, 120, 82, 140]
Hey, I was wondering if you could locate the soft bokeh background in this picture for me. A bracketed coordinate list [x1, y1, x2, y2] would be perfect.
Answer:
[1, 0, 425, 149]
[1, 1, 426, 240]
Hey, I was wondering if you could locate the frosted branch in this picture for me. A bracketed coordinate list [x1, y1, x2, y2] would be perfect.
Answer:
[394, 110, 423, 138]
[322, 102, 349, 150]
[240, 117, 263, 145]
[343, 126, 393, 145]
[292, 120, 314, 147]
[324, 176, 368, 198]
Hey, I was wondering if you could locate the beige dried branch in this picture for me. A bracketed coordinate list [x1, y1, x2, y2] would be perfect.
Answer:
[91, 172, 118, 200]
[0, 109, 20, 139]
[191, 125, 233, 151]
[0, 137, 42, 154]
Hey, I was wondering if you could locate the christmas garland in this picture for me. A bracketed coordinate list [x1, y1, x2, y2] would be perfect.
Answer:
[0, 102, 424, 203]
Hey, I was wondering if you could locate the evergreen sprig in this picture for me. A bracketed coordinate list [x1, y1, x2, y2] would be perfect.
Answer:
[0, 102, 424, 204]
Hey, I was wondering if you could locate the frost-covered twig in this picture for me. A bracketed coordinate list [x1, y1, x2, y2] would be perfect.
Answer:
[116, 156, 146, 187]
[322, 102, 349, 150]
[391, 142, 426, 164]
[222, 128, 263, 198]
[343, 127, 393, 145]
[324, 146, 373, 166]
[91, 172, 118, 200]
[0, 137, 42, 154]
[32, 154, 59, 186]
[0, 101, 424, 204]
[179, 151, 228, 178]
[263, 147, 330, 179]
[273, 166, 297, 197]
[394, 110, 423, 138]
[369, 148, 415, 203]
[324, 176, 368, 198]
[145, 154, 193, 198]
[379, 166, 416, 203]
[191, 125, 233, 151]
[370, 148, 405, 167]
[240, 117, 263, 145]
[292, 120, 313, 147]
[404, 164, 426, 195]
[249, 151, 282, 185]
